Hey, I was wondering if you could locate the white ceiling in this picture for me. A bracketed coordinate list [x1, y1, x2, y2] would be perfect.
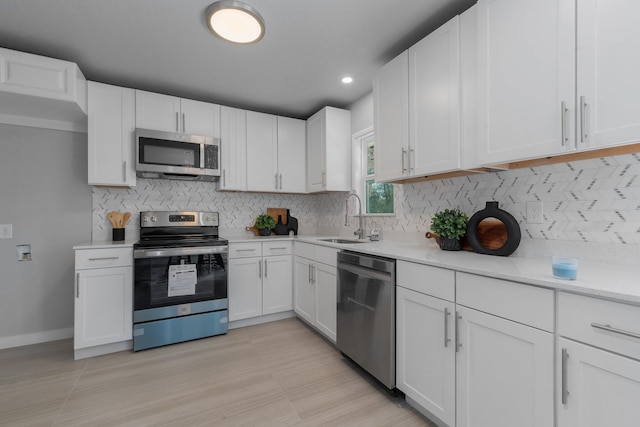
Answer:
[0, 0, 475, 119]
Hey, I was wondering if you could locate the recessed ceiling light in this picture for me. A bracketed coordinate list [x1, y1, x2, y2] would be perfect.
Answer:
[342, 76, 354, 84]
[206, 1, 265, 44]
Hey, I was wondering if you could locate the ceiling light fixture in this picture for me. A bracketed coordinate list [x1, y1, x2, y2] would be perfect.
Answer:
[206, 1, 265, 44]
[342, 76, 353, 84]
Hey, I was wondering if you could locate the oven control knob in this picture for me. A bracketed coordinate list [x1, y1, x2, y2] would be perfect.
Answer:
[142, 215, 149, 223]
[151, 216, 157, 223]
[205, 216, 212, 222]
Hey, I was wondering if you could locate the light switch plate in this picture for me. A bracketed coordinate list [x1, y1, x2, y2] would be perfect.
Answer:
[0, 224, 12, 239]
[527, 201, 543, 224]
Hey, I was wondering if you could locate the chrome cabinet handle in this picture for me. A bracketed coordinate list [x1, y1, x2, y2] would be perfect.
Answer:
[235, 249, 256, 252]
[308, 264, 312, 283]
[580, 96, 588, 143]
[455, 312, 462, 352]
[264, 259, 268, 277]
[401, 147, 408, 173]
[275, 173, 279, 190]
[408, 147, 414, 174]
[175, 112, 180, 132]
[444, 307, 451, 348]
[591, 322, 640, 340]
[258, 260, 262, 278]
[561, 101, 568, 146]
[279, 173, 283, 190]
[321, 170, 326, 187]
[311, 265, 316, 284]
[222, 169, 226, 187]
[76, 273, 80, 298]
[123, 161, 127, 182]
[88, 257, 119, 261]
[182, 113, 186, 133]
[561, 348, 569, 405]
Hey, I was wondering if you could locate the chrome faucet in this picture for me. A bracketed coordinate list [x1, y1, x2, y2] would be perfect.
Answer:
[345, 192, 364, 240]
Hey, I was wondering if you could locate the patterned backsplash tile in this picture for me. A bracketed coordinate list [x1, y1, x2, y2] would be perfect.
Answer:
[93, 152, 640, 244]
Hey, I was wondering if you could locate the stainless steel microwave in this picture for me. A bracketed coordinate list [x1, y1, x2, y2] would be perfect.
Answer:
[135, 128, 220, 181]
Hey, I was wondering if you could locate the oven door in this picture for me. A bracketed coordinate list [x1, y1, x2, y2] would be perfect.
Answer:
[133, 245, 228, 312]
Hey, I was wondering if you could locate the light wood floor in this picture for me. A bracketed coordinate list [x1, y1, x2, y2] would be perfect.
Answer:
[0, 318, 434, 426]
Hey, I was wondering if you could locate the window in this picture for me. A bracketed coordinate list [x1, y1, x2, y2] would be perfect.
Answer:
[353, 128, 394, 215]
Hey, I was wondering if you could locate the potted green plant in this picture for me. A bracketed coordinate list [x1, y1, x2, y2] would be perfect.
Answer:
[255, 213, 276, 236]
[430, 208, 469, 251]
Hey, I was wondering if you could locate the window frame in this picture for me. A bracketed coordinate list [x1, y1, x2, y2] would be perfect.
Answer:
[351, 126, 394, 216]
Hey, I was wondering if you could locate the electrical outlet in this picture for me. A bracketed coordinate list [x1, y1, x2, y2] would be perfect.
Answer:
[527, 201, 543, 224]
[0, 224, 12, 239]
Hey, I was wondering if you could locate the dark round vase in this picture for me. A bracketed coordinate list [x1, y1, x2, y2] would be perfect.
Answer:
[438, 237, 461, 251]
[259, 228, 272, 236]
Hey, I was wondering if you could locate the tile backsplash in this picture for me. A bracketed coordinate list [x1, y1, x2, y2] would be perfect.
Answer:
[93, 152, 640, 247]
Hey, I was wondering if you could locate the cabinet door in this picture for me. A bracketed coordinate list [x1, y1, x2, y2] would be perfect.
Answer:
[246, 111, 278, 192]
[74, 267, 132, 349]
[314, 262, 337, 343]
[219, 106, 247, 191]
[87, 82, 136, 186]
[228, 257, 262, 321]
[135, 90, 181, 133]
[576, 0, 640, 150]
[374, 51, 409, 182]
[306, 111, 325, 192]
[180, 98, 219, 137]
[477, 0, 575, 164]
[558, 338, 640, 427]
[293, 256, 314, 324]
[409, 16, 461, 175]
[262, 255, 293, 315]
[277, 116, 306, 193]
[456, 306, 554, 427]
[396, 287, 455, 426]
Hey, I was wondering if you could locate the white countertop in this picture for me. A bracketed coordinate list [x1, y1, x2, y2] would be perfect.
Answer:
[249, 235, 639, 305]
[76, 235, 640, 305]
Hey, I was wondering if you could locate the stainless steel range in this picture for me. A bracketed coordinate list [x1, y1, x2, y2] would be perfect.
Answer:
[133, 211, 228, 351]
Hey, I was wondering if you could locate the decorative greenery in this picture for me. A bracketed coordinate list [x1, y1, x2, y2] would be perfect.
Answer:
[430, 208, 469, 239]
[255, 213, 276, 230]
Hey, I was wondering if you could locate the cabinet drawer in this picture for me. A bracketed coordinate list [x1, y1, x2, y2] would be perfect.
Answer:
[75, 247, 132, 269]
[456, 272, 554, 332]
[229, 242, 262, 258]
[397, 260, 455, 301]
[315, 245, 338, 267]
[559, 292, 640, 360]
[263, 241, 292, 256]
[294, 241, 315, 259]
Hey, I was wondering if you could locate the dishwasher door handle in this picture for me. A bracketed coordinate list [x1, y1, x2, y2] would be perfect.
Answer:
[338, 261, 392, 282]
[347, 297, 376, 312]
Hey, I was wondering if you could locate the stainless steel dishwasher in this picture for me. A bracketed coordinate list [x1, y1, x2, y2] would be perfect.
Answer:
[337, 250, 396, 389]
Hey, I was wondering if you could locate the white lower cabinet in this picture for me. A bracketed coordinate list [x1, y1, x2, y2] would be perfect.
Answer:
[557, 292, 640, 426]
[228, 241, 292, 322]
[397, 286, 455, 426]
[293, 242, 338, 342]
[74, 247, 133, 359]
[455, 306, 554, 427]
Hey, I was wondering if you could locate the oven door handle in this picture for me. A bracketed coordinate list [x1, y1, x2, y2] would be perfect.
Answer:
[134, 246, 228, 259]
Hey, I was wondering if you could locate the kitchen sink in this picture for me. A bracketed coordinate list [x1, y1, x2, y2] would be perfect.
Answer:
[318, 238, 368, 244]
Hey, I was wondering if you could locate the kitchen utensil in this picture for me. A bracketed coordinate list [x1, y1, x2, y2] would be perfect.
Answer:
[122, 212, 131, 227]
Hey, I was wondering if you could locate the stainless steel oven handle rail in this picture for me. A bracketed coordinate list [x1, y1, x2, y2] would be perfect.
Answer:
[134, 245, 228, 259]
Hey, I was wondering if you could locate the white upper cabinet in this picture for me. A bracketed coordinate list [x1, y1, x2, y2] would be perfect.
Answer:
[375, 11, 473, 182]
[135, 89, 219, 137]
[576, 0, 640, 150]
[87, 82, 136, 186]
[306, 106, 351, 192]
[219, 106, 247, 191]
[477, 0, 575, 165]
[478, 0, 640, 165]
[374, 51, 409, 182]
[0, 47, 87, 131]
[409, 15, 461, 176]
[276, 116, 306, 193]
[246, 111, 306, 193]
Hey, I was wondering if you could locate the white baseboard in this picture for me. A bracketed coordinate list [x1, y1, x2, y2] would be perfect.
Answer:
[228, 311, 295, 330]
[0, 327, 74, 350]
[74, 340, 132, 360]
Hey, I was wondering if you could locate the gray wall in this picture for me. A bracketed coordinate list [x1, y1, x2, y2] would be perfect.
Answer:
[0, 124, 91, 346]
